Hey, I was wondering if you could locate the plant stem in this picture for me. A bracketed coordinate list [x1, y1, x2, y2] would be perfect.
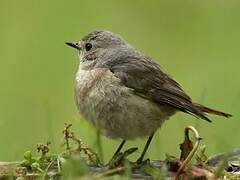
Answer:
[175, 126, 202, 179]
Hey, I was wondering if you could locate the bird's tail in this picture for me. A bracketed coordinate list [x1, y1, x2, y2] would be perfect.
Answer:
[194, 103, 232, 118]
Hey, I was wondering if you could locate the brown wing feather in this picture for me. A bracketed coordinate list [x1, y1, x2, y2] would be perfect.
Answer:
[105, 54, 212, 122]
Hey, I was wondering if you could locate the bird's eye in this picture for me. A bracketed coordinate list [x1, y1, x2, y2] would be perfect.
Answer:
[85, 43, 92, 51]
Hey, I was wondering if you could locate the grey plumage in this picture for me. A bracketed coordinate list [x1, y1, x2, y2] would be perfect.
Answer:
[67, 30, 231, 139]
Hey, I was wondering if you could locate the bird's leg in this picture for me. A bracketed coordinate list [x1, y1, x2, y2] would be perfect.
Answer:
[137, 134, 154, 164]
[113, 139, 126, 156]
[108, 140, 126, 166]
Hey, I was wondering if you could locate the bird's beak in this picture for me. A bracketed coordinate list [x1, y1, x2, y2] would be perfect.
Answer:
[65, 41, 81, 50]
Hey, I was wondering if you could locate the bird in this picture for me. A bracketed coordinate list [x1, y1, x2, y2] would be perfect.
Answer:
[66, 30, 232, 163]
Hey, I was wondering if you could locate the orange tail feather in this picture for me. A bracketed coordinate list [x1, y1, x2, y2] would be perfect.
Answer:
[194, 103, 232, 118]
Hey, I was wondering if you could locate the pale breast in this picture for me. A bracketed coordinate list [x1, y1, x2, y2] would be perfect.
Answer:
[75, 68, 176, 139]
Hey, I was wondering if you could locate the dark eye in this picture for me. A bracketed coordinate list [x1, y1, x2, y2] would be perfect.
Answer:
[85, 43, 92, 51]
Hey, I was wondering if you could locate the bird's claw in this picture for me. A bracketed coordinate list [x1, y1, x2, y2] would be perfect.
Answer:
[136, 158, 150, 166]
[108, 147, 138, 169]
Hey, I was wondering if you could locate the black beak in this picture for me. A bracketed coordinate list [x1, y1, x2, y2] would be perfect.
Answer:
[65, 41, 81, 50]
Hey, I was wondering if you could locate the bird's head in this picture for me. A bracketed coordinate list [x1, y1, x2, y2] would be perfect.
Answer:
[66, 30, 128, 69]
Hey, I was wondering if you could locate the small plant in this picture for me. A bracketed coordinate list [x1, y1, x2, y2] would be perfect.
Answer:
[1, 123, 239, 179]
[20, 123, 102, 179]
[62, 123, 101, 166]
[196, 145, 208, 165]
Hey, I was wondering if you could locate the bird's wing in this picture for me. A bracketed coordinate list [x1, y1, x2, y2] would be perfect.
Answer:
[105, 54, 211, 122]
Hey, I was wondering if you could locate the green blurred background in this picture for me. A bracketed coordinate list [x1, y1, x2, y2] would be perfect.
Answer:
[0, 0, 239, 162]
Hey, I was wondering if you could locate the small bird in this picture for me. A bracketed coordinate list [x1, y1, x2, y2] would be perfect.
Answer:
[66, 30, 232, 163]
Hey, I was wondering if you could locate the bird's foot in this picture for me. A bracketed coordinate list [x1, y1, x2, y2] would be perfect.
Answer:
[108, 147, 138, 169]
[135, 158, 150, 166]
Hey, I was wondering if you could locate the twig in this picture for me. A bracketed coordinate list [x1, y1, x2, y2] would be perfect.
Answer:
[57, 156, 61, 173]
[175, 126, 202, 179]
[41, 160, 54, 180]
[62, 123, 73, 151]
